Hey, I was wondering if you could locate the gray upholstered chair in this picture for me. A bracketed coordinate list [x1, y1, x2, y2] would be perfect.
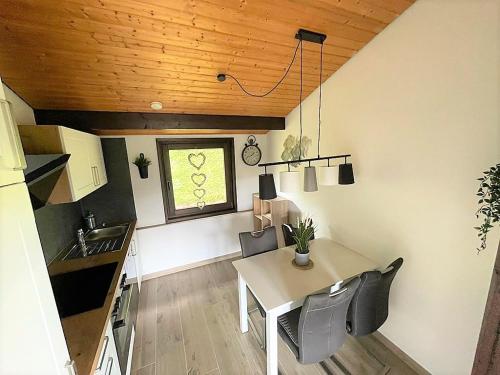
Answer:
[282, 223, 315, 247]
[239, 226, 278, 259]
[277, 277, 361, 364]
[238, 226, 279, 349]
[346, 257, 403, 337]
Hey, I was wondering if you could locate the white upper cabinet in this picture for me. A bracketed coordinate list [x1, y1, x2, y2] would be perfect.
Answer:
[89, 132, 108, 187]
[18, 125, 108, 202]
[0, 100, 26, 186]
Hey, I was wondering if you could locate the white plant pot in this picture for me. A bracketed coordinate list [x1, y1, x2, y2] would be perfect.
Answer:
[295, 251, 310, 266]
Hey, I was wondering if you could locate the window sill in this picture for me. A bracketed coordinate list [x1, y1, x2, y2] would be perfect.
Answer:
[136, 209, 253, 230]
[165, 207, 238, 224]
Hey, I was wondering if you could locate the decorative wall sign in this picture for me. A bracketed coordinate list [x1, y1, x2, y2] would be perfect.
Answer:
[188, 152, 206, 170]
[193, 188, 206, 199]
[191, 173, 207, 187]
[186, 151, 208, 210]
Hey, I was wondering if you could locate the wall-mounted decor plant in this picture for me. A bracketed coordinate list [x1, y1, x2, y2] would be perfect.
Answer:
[133, 153, 152, 179]
[475, 163, 500, 252]
[281, 135, 311, 167]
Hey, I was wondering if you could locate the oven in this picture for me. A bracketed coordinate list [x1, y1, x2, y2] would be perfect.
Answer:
[112, 273, 139, 375]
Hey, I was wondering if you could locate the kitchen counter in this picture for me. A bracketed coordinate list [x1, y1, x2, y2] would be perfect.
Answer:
[48, 220, 137, 375]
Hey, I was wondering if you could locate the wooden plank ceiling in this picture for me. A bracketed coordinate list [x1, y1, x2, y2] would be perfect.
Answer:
[0, 0, 414, 117]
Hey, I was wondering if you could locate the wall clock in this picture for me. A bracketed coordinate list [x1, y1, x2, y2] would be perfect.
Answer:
[242, 135, 262, 166]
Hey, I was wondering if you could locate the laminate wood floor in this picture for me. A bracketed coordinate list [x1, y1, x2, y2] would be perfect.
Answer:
[131, 259, 423, 375]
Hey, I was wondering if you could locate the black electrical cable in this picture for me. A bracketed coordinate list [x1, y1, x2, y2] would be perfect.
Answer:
[299, 38, 303, 162]
[222, 39, 302, 98]
[317, 42, 323, 158]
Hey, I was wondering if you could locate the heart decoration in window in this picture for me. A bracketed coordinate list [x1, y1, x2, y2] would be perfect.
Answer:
[191, 173, 207, 187]
[193, 188, 206, 199]
[188, 152, 206, 170]
[197, 201, 206, 210]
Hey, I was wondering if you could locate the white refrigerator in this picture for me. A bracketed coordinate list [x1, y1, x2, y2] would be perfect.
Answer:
[0, 98, 74, 374]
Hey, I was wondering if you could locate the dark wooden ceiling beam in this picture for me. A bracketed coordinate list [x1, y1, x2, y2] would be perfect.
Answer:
[34, 110, 285, 132]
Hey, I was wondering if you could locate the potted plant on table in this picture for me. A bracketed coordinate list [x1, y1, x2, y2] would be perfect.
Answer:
[133, 153, 152, 179]
[292, 217, 315, 266]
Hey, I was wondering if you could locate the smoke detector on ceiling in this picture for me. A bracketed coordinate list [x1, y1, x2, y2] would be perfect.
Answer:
[150, 101, 163, 110]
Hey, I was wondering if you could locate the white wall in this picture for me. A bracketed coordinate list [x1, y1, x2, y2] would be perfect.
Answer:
[267, 0, 500, 373]
[2, 82, 35, 125]
[124, 134, 266, 275]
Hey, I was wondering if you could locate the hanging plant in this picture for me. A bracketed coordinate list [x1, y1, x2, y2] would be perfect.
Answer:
[133, 153, 152, 179]
[281, 135, 311, 167]
[475, 163, 500, 252]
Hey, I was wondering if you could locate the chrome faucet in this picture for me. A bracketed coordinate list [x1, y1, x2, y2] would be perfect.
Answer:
[77, 229, 87, 257]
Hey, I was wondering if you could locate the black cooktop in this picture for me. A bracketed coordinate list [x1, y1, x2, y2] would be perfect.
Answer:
[50, 262, 118, 318]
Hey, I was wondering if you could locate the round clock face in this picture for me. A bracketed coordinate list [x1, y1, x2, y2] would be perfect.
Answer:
[242, 145, 262, 166]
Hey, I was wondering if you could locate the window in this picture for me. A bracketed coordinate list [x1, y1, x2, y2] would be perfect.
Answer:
[157, 138, 237, 222]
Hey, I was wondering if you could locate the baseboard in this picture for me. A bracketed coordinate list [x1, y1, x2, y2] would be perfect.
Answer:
[142, 251, 241, 280]
[372, 331, 430, 375]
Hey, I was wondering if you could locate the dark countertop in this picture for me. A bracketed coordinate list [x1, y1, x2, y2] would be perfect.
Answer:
[48, 220, 137, 375]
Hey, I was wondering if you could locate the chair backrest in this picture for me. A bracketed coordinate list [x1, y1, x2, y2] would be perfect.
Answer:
[282, 223, 315, 247]
[239, 226, 278, 258]
[297, 277, 361, 364]
[347, 257, 403, 336]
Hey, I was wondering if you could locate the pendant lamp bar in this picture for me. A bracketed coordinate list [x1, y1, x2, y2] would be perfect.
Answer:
[258, 154, 351, 168]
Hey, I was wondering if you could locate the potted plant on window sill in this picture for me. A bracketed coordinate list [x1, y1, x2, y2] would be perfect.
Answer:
[133, 153, 152, 179]
[292, 217, 315, 266]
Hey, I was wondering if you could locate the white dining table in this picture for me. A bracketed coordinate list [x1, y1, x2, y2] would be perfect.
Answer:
[232, 238, 379, 375]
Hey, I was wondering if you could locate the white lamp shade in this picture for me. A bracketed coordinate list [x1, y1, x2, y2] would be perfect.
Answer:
[304, 166, 318, 192]
[318, 165, 339, 186]
[279, 171, 301, 192]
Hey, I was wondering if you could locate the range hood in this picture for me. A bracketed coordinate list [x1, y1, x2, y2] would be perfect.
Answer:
[23, 154, 70, 209]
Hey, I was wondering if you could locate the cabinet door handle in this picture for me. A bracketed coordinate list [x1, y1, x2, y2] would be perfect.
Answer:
[95, 166, 100, 185]
[105, 357, 113, 375]
[95, 335, 109, 371]
[131, 239, 137, 256]
[91, 166, 97, 186]
[65, 359, 78, 375]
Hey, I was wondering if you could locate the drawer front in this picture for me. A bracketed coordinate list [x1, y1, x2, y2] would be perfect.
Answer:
[95, 320, 120, 375]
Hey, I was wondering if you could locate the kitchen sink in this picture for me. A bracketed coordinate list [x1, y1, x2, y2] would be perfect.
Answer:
[85, 224, 129, 241]
[62, 223, 130, 260]
[50, 262, 118, 318]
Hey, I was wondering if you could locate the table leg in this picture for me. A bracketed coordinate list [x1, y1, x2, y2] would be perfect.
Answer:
[238, 273, 248, 333]
[266, 310, 278, 375]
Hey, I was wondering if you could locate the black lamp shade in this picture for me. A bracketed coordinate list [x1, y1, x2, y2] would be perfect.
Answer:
[339, 163, 354, 185]
[259, 173, 277, 199]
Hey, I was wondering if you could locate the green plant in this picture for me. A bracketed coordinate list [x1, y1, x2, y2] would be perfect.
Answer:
[133, 153, 152, 167]
[475, 163, 500, 252]
[281, 135, 311, 167]
[292, 217, 315, 254]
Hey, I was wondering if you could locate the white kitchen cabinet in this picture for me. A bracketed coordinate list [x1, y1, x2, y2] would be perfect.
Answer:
[0, 99, 26, 186]
[125, 229, 142, 290]
[18, 125, 108, 202]
[88, 132, 108, 187]
[95, 320, 120, 375]
[0, 182, 74, 375]
[1, 94, 74, 375]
